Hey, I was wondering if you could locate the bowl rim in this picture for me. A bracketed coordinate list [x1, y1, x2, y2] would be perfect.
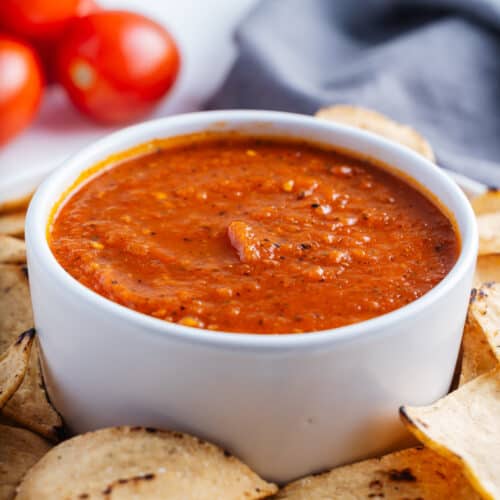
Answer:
[26, 110, 478, 351]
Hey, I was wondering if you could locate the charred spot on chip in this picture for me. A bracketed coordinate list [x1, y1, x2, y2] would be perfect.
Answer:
[369, 479, 383, 489]
[487, 185, 499, 192]
[78, 494, 89, 499]
[398, 406, 407, 419]
[223, 449, 232, 458]
[130, 426, 142, 432]
[21, 265, 28, 279]
[15, 327, 36, 345]
[309, 469, 331, 479]
[387, 467, 416, 482]
[54, 425, 68, 441]
[144, 427, 157, 433]
[101, 485, 112, 495]
[469, 288, 478, 303]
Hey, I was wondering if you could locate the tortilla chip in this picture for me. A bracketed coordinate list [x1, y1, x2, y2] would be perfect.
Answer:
[0, 194, 31, 215]
[474, 255, 500, 287]
[0, 413, 20, 427]
[0, 266, 62, 440]
[16, 426, 278, 499]
[467, 283, 500, 363]
[0, 213, 25, 238]
[0, 265, 33, 354]
[274, 447, 479, 499]
[0, 236, 26, 264]
[460, 307, 497, 386]
[471, 190, 500, 216]
[0, 330, 34, 409]
[477, 213, 500, 255]
[2, 339, 64, 442]
[459, 285, 499, 386]
[315, 105, 435, 161]
[0, 424, 51, 500]
[400, 367, 500, 500]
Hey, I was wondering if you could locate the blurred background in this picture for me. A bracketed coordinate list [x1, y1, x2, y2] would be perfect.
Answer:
[1, 0, 500, 202]
[0, 0, 257, 201]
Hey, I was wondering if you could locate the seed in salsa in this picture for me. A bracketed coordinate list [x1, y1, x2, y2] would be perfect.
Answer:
[49, 134, 459, 334]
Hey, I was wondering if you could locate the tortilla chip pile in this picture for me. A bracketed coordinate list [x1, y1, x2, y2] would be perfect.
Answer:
[0, 106, 499, 499]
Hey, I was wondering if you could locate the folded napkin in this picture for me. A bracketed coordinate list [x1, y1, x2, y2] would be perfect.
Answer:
[208, 0, 500, 186]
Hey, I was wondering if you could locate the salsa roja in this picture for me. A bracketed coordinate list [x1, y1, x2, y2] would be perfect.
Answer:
[49, 134, 459, 334]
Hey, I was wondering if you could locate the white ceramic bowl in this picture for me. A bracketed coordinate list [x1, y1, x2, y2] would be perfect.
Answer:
[26, 110, 477, 483]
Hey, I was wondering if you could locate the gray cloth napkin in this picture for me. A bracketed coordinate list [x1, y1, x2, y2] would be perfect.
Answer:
[208, 0, 500, 186]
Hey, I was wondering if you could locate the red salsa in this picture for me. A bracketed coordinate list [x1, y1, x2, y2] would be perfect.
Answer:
[49, 134, 459, 333]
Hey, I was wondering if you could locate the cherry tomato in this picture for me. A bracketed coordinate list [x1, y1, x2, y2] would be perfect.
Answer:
[0, 36, 44, 146]
[57, 11, 181, 124]
[0, 0, 98, 44]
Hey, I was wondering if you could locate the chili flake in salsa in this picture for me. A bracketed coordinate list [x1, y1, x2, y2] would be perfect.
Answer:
[49, 134, 459, 334]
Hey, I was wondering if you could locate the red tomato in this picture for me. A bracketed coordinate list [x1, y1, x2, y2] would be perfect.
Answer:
[0, 36, 44, 146]
[0, 0, 99, 84]
[57, 11, 181, 124]
[0, 0, 98, 44]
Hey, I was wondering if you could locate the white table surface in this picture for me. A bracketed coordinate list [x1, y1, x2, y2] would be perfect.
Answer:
[0, 0, 258, 202]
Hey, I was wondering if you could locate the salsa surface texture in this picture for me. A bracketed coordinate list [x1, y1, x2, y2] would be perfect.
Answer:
[50, 134, 459, 334]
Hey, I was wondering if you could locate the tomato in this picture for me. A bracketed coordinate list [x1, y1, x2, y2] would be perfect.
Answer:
[0, 36, 44, 146]
[0, 0, 98, 44]
[0, 0, 99, 84]
[57, 11, 181, 124]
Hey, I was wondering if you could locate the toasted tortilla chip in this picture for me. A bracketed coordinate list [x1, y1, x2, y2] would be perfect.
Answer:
[0, 265, 32, 354]
[315, 105, 435, 161]
[459, 305, 497, 386]
[474, 255, 500, 287]
[0, 236, 26, 264]
[0, 424, 51, 500]
[0, 413, 20, 427]
[2, 339, 63, 442]
[467, 283, 500, 363]
[0, 194, 31, 215]
[0, 266, 63, 441]
[274, 447, 479, 499]
[0, 330, 34, 409]
[459, 285, 499, 386]
[16, 426, 278, 499]
[471, 190, 500, 216]
[0, 213, 25, 238]
[478, 213, 500, 255]
[400, 368, 500, 500]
